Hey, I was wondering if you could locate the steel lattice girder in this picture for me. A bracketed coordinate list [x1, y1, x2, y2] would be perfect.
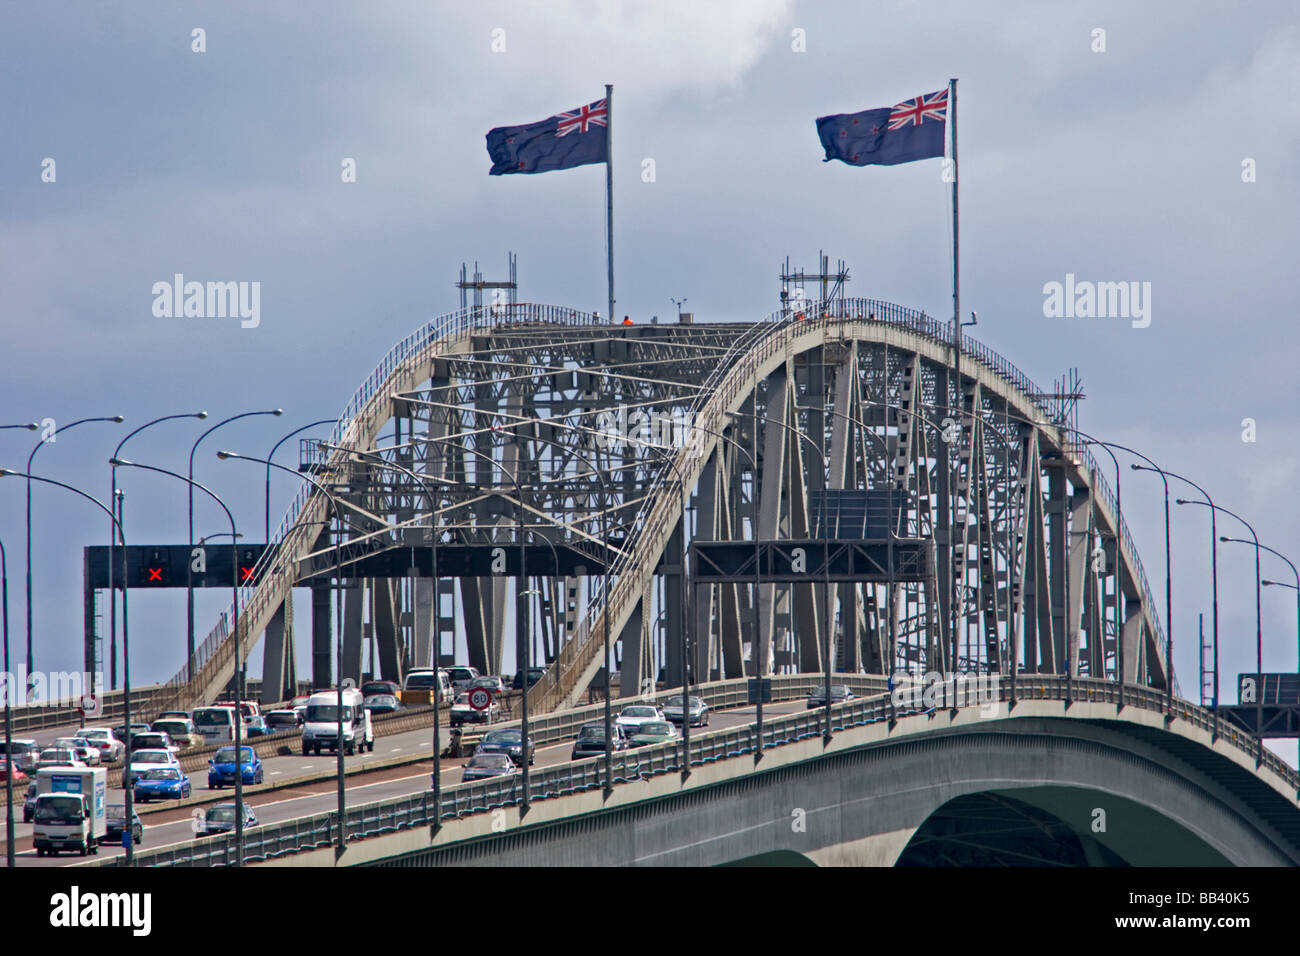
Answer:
[172, 301, 1170, 715]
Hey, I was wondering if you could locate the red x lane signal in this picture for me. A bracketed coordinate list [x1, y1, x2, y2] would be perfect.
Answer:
[147, 568, 163, 581]
[240, 566, 255, 582]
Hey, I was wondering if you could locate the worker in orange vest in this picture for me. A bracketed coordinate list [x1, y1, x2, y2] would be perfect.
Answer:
[622, 315, 633, 325]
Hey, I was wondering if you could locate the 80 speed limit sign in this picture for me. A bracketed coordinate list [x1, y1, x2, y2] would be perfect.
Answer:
[468, 687, 493, 711]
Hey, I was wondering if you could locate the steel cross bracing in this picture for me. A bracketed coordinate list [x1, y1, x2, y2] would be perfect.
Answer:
[156, 299, 1172, 715]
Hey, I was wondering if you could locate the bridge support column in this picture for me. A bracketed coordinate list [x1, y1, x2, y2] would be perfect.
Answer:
[663, 516, 685, 686]
[413, 578, 434, 669]
[368, 578, 401, 684]
[311, 582, 333, 688]
[342, 578, 365, 683]
[618, 584, 651, 698]
[260, 598, 295, 705]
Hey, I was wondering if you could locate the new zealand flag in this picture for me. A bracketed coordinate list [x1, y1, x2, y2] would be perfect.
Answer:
[487, 98, 609, 175]
[816, 89, 948, 167]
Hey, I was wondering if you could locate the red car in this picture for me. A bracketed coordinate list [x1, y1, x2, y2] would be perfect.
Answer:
[0, 758, 29, 785]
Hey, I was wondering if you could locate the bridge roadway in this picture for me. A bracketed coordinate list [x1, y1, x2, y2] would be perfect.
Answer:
[4, 699, 810, 867]
[259, 679, 1300, 868]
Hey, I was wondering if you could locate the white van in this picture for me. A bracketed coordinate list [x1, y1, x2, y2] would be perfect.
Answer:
[301, 689, 374, 756]
[192, 705, 240, 744]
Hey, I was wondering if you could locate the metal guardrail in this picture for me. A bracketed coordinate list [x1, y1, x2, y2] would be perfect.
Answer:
[97, 674, 1274, 868]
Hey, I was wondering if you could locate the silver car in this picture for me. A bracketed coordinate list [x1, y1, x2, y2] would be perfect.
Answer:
[660, 695, 710, 727]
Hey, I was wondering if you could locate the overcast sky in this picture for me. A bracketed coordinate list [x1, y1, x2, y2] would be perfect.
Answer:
[2, 0, 1297, 757]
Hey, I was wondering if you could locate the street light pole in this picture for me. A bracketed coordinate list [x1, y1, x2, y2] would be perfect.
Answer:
[1262, 570, 1300, 676]
[1, 538, 13, 868]
[1220, 531, 1276, 759]
[1127, 463, 1174, 718]
[727, 409, 835, 741]
[110, 412, 207, 690]
[215, 450, 350, 853]
[1133, 471, 1217, 728]
[0, 470, 130, 864]
[26, 415, 124, 683]
[111, 458, 245, 864]
[188, 409, 282, 689]
[266, 419, 335, 542]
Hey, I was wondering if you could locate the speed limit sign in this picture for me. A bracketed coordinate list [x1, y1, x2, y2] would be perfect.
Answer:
[468, 687, 492, 711]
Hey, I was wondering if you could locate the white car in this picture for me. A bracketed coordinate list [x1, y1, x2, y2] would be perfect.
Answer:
[614, 704, 665, 739]
[35, 748, 86, 770]
[122, 748, 180, 788]
[450, 692, 499, 726]
[77, 727, 125, 763]
[54, 737, 101, 766]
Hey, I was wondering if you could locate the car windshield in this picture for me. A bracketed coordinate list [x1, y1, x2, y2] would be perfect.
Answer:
[470, 678, 497, 688]
[267, 713, 297, 725]
[133, 751, 169, 763]
[207, 807, 236, 823]
[153, 722, 187, 736]
[620, 707, 657, 718]
[484, 730, 521, 744]
[577, 725, 608, 740]
[107, 805, 128, 822]
[468, 755, 511, 768]
[55, 738, 86, 748]
[134, 735, 165, 747]
[193, 709, 234, 726]
[142, 768, 180, 780]
[405, 673, 436, 689]
[637, 722, 672, 736]
[306, 704, 351, 722]
[833, 686, 851, 695]
[41, 750, 75, 762]
[214, 748, 253, 764]
[35, 796, 83, 824]
[79, 730, 108, 740]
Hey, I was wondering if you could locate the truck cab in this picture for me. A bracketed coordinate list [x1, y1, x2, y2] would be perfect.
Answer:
[33, 766, 106, 857]
[301, 688, 374, 756]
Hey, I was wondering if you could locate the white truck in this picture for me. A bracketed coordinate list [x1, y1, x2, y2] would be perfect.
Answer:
[33, 766, 107, 857]
[301, 688, 374, 756]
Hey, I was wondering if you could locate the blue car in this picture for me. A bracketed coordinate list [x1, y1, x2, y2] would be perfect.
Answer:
[207, 746, 264, 788]
[133, 767, 192, 802]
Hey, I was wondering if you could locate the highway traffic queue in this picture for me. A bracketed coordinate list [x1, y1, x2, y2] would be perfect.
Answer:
[0, 668, 842, 857]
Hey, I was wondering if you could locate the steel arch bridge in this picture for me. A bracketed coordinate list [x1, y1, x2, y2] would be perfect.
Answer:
[155, 298, 1174, 715]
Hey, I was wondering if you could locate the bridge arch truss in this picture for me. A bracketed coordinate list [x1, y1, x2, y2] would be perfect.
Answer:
[159, 299, 1172, 713]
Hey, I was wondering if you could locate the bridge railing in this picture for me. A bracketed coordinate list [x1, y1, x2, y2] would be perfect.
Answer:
[94, 674, 1278, 868]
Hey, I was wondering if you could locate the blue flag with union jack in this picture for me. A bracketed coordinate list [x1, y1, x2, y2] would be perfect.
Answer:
[486, 98, 609, 175]
[816, 89, 948, 167]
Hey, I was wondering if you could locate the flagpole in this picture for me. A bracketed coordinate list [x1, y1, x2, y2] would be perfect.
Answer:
[605, 83, 615, 324]
[948, 76, 961, 677]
